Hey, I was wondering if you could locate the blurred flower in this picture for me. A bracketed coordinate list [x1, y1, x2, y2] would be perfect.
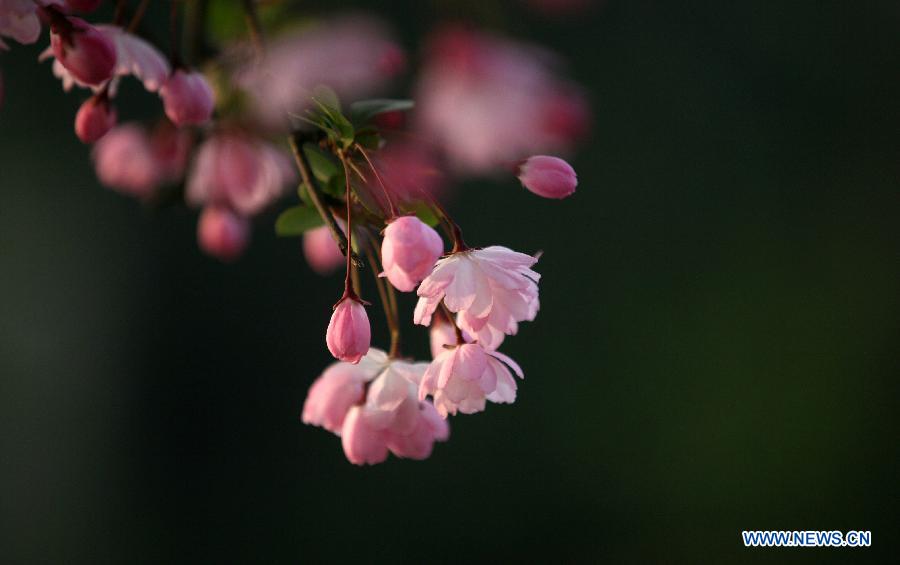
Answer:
[49, 15, 115, 85]
[186, 132, 295, 216]
[1, 1, 62, 49]
[74, 91, 116, 143]
[381, 216, 444, 292]
[92, 123, 160, 197]
[303, 225, 344, 275]
[160, 69, 215, 126]
[518, 155, 577, 199]
[366, 141, 444, 204]
[419, 343, 523, 417]
[326, 297, 371, 364]
[196, 206, 250, 262]
[235, 16, 404, 130]
[149, 121, 193, 184]
[415, 246, 540, 350]
[415, 27, 589, 174]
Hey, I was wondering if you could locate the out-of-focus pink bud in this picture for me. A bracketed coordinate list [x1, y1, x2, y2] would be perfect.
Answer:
[92, 123, 160, 197]
[341, 406, 388, 465]
[326, 297, 371, 364]
[49, 16, 115, 85]
[160, 69, 215, 126]
[197, 206, 250, 262]
[150, 121, 193, 183]
[517, 155, 577, 199]
[381, 216, 444, 292]
[1, 0, 48, 47]
[303, 225, 344, 275]
[74, 93, 116, 143]
[65, 0, 103, 12]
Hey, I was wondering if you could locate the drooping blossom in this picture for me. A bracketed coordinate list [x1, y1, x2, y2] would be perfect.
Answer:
[197, 206, 250, 262]
[518, 155, 577, 199]
[381, 216, 444, 292]
[92, 123, 160, 197]
[48, 15, 115, 85]
[326, 297, 371, 364]
[74, 92, 115, 143]
[303, 225, 345, 275]
[186, 133, 296, 216]
[419, 342, 523, 418]
[1, 1, 62, 49]
[414, 246, 540, 350]
[235, 16, 405, 130]
[415, 27, 589, 174]
[160, 69, 215, 126]
[303, 349, 449, 465]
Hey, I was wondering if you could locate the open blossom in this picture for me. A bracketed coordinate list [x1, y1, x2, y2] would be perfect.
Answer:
[1, 1, 63, 49]
[186, 133, 296, 216]
[303, 225, 345, 275]
[415, 27, 589, 174]
[381, 216, 444, 292]
[518, 155, 577, 199]
[49, 15, 115, 85]
[74, 93, 116, 143]
[197, 206, 250, 262]
[419, 343, 523, 417]
[235, 16, 404, 130]
[414, 246, 540, 350]
[160, 69, 215, 126]
[304, 349, 449, 465]
[326, 297, 371, 364]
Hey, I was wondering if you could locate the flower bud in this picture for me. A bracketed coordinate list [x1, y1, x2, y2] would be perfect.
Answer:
[303, 225, 344, 275]
[160, 69, 215, 126]
[517, 155, 577, 199]
[381, 216, 444, 292]
[74, 94, 116, 143]
[50, 16, 116, 86]
[197, 206, 250, 262]
[326, 297, 371, 364]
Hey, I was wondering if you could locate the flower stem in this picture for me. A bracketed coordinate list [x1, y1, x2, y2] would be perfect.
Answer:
[240, 0, 265, 60]
[439, 301, 465, 345]
[338, 150, 358, 300]
[361, 232, 402, 358]
[127, 0, 151, 33]
[417, 188, 468, 252]
[288, 132, 363, 268]
[355, 145, 397, 219]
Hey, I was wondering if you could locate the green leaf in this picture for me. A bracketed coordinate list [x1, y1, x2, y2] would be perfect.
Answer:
[350, 99, 415, 122]
[302, 143, 339, 183]
[409, 201, 441, 227]
[312, 98, 355, 149]
[275, 206, 323, 237]
[353, 127, 383, 150]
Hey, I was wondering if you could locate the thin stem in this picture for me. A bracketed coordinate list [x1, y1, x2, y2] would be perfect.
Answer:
[417, 188, 468, 252]
[127, 0, 151, 33]
[356, 145, 397, 219]
[362, 237, 401, 358]
[439, 301, 465, 345]
[338, 150, 357, 299]
[288, 132, 363, 268]
[241, 0, 265, 60]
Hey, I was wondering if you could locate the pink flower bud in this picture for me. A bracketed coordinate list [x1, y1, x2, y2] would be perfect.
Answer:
[50, 16, 115, 86]
[341, 406, 388, 465]
[74, 94, 116, 143]
[517, 155, 577, 199]
[326, 297, 371, 364]
[160, 69, 215, 126]
[303, 225, 344, 275]
[65, 0, 103, 13]
[92, 123, 160, 198]
[381, 216, 444, 292]
[197, 206, 250, 262]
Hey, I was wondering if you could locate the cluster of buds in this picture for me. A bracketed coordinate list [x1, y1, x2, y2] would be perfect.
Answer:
[1, 1, 585, 465]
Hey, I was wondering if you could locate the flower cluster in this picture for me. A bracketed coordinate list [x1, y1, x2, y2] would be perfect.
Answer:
[1, 1, 585, 465]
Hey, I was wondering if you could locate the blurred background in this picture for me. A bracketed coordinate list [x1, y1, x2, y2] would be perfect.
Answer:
[1, 0, 898, 562]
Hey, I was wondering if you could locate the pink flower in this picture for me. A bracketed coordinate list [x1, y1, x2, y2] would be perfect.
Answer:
[414, 27, 589, 174]
[1, 1, 61, 48]
[49, 15, 115, 85]
[64, 0, 102, 12]
[414, 246, 540, 350]
[196, 206, 250, 262]
[303, 225, 344, 275]
[429, 315, 460, 358]
[235, 16, 404, 130]
[149, 121, 192, 183]
[301, 362, 370, 434]
[98, 25, 169, 93]
[160, 69, 215, 126]
[418, 343, 523, 417]
[341, 405, 389, 465]
[92, 123, 160, 197]
[366, 141, 444, 205]
[326, 297, 371, 364]
[518, 155, 577, 199]
[186, 133, 296, 216]
[74, 92, 115, 143]
[381, 216, 444, 292]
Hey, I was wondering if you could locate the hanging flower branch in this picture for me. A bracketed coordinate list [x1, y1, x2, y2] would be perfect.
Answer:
[1, 0, 586, 466]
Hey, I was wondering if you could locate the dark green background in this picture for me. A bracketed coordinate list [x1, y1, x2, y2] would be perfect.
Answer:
[1, 1, 897, 562]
